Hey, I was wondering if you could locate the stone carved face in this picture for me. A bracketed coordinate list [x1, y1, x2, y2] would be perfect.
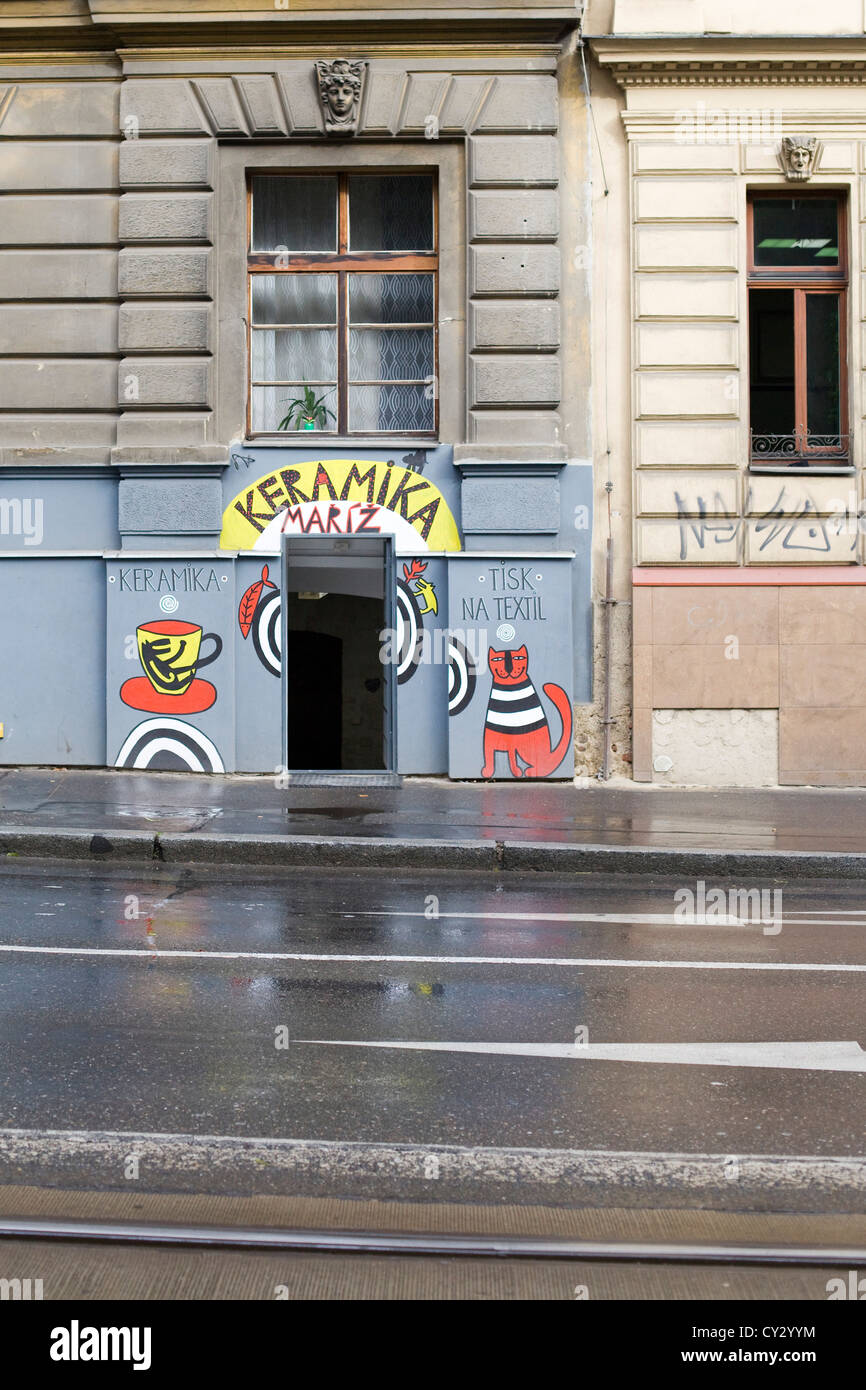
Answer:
[780, 135, 820, 182]
[315, 60, 367, 135]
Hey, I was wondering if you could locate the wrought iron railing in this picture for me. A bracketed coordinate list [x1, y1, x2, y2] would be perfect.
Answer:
[750, 431, 849, 462]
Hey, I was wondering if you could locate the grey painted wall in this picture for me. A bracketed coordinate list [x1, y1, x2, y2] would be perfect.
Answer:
[0, 475, 119, 552]
[0, 558, 106, 766]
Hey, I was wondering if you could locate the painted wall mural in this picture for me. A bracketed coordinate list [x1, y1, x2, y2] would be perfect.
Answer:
[446, 557, 574, 780]
[447, 637, 477, 718]
[481, 644, 572, 780]
[403, 558, 438, 617]
[396, 557, 478, 724]
[238, 564, 281, 678]
[221, 456, 462, 554]
[120, 619, 222, 714]
[106, 561, 234, 775]
[115, 717, 225, 774]
[396, 559, 439, 686]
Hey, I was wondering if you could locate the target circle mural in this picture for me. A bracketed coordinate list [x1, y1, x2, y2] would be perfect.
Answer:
[115, 718, 225, 773]
[252, 588, 282, 678]
[396, 580, 424, 685]
[448, 636, 477, 717]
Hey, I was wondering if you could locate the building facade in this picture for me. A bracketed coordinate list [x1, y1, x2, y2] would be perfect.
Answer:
[586, 0, 866, 786]
[0, 1, 592, 780]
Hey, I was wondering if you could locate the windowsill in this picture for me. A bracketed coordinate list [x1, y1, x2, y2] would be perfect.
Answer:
[243, 437, 440, 450]
[749, 463, 854, 475]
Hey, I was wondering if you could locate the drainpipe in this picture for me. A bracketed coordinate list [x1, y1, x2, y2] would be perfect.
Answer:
[599, 481, 616, 781]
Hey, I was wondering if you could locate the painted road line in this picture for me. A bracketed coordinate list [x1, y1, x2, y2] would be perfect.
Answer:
[1, 943, 866, 972]
[358, 910, 866, 927]
[299, 1038, 866, 1073]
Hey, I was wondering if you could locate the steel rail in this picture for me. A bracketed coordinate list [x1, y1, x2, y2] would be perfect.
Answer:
[0, 1218, 863, 1266]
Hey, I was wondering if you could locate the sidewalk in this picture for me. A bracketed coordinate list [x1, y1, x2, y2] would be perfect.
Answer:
[1, 767, 865, 877]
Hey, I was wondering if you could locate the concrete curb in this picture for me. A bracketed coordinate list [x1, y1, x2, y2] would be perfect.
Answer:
[1, 1129, 864, 1212]
[2, 824, 866, 878]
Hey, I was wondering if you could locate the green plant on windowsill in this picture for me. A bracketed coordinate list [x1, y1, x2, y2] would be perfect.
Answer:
[277, 386, 335, 432]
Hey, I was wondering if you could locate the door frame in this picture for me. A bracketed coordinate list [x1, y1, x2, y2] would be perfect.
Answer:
[280, 533, 397, 777]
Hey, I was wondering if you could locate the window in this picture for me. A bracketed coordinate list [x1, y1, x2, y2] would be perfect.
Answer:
[748, 192, 848, 465]
[247, 172, 438, 437]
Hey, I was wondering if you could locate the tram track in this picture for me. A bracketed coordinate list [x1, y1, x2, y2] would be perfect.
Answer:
[2, 1216, 864, 1268]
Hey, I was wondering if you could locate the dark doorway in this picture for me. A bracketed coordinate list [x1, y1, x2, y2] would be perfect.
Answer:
[285, 630, 342, 769]
[284, 591, 385, 770]
[281, 535, 395, 776]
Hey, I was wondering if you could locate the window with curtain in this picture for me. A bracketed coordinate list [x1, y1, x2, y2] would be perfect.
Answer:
[248, 172, 438, 437]
[748, 193, 848, 464]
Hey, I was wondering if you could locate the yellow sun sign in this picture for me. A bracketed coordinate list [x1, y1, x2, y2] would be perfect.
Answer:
[221, 459, 462, 553]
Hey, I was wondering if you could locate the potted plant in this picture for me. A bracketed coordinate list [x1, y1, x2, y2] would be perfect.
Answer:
[277, 386, 335, 432]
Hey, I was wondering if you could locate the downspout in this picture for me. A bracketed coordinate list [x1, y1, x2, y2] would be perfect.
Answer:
[599, 481, 616, 781]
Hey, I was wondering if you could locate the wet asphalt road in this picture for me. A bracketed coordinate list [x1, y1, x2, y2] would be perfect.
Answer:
[0, 860, 865, 1160]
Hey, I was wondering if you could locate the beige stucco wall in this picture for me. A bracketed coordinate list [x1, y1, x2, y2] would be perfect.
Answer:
[610, 1, 866, 36]
[594, 64, 866, 571]
[585, 10, 866, 783]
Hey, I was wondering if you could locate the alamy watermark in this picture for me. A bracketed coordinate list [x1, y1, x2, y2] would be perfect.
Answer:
[50, 1323, 152, 1370]
[828, 492, 866, 535]
[0, 497, 43, 546]
[378, 625, 487, 668]
[674, 880, 782, 936]
[674, 103, 782, 146]
[1, 1277, 43, 1300]
[826, 1270, 866, 1299]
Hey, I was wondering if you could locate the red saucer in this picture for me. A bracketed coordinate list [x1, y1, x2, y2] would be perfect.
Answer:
[120, 677, 217, 715]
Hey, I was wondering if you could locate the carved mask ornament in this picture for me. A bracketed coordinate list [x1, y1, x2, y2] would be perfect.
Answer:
[315, 59, 367, 136]
[779, 135, 822, 183]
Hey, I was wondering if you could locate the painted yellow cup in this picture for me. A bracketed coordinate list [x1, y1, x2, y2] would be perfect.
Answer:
[136, 620, 222, 698]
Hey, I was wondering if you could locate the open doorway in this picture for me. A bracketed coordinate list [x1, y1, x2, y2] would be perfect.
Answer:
[281, 536, 395, 774]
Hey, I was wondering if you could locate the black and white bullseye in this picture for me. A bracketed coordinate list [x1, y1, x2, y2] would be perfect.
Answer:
[253, 589, 282, 678]
[396, 580, 423, 685]
[114, 718, 225, 774]
[448, 636, 476, 717]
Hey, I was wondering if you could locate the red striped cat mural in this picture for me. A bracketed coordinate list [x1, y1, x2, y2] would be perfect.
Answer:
[481, 645, 572, 779]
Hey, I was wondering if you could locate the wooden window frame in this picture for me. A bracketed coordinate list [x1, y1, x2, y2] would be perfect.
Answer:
[246, 170, 439, 440]
[747, 191, 848, 465]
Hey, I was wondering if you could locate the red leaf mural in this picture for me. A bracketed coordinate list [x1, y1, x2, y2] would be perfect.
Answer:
[238, 563, 276, 639]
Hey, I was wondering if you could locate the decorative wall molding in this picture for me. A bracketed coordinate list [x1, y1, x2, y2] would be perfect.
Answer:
[621, 110, 866, 142]
[120, 70, 558, 138]
[608, 65, 866, 87]
[592, 43, 866, 88]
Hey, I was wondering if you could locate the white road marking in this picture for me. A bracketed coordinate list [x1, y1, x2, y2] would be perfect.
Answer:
[0, 943, 863, 972]
[787, 910, 866, 916]
[359, 910, 866, 928]
[299, 1038, 866, 1073]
